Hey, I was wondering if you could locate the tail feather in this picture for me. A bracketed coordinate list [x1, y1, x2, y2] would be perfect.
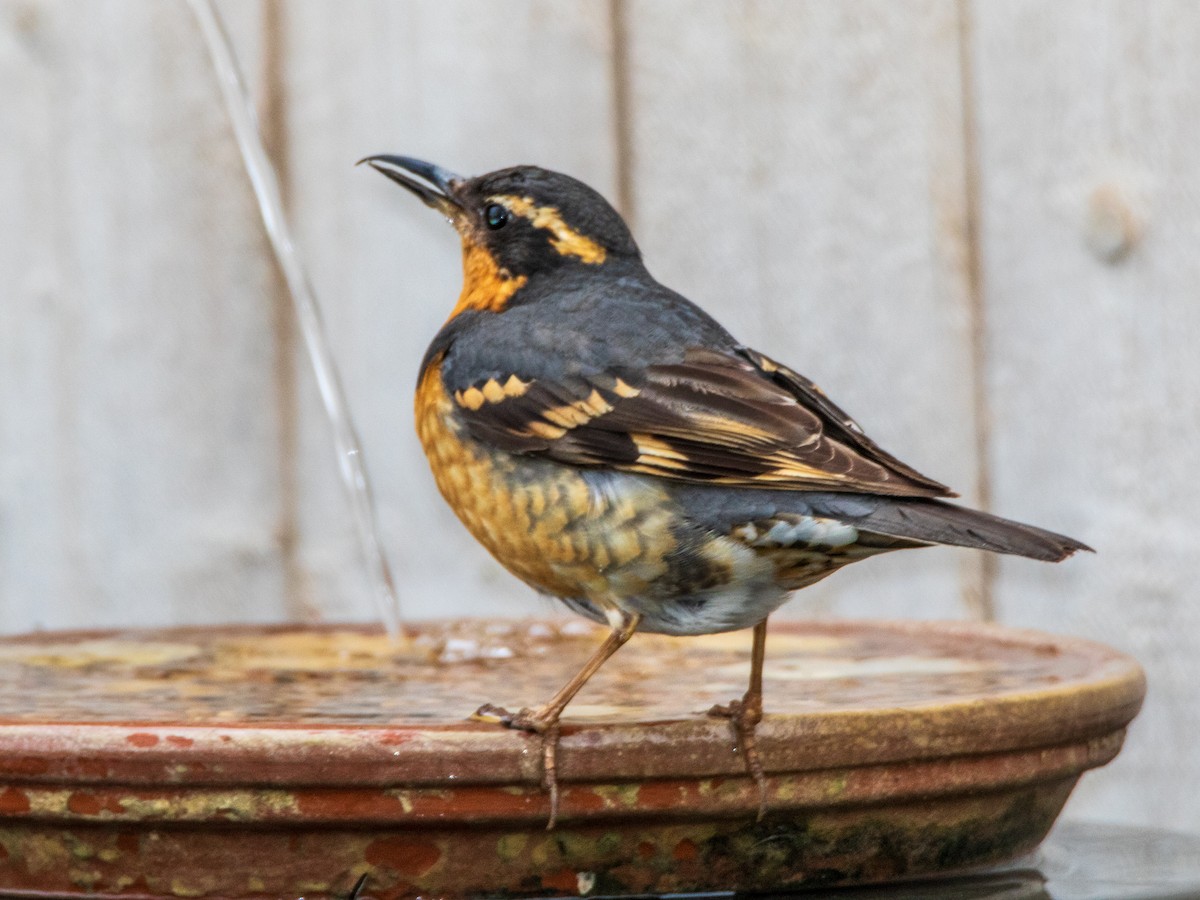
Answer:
[856, 499, 1091, 562]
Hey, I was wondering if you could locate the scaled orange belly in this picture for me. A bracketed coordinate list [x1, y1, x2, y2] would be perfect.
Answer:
[415, 358, 674, 604]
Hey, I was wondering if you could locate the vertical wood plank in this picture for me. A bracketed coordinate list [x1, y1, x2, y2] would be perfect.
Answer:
[970, 0, 1200, 829]
[622, 0, 985, 620]
[277, 0, 620, 621]
[0, 0, 287, 628]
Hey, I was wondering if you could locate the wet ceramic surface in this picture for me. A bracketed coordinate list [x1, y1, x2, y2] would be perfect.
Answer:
[0, 620, 1144, 898]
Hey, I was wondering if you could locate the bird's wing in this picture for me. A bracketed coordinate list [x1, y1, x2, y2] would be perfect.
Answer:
[449, 345, 954, 497]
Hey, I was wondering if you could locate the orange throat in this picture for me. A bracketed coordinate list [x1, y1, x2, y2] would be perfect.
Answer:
[448, 239, 527, 321]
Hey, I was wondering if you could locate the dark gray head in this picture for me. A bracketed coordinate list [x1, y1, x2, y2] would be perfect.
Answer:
[361, 155, 640, 279]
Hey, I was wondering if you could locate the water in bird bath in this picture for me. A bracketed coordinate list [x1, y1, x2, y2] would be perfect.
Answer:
[186, 0, 402, 637]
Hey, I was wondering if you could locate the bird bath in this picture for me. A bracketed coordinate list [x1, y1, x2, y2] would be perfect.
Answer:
[0, 618, 1143, 897]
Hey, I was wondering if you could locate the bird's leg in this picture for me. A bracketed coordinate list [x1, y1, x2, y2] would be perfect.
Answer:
[709, 617, 769, 819]
[474, 609, 641, 828]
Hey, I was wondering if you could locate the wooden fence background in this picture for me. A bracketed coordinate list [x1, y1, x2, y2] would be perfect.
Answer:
[3, 0, 1198, 832]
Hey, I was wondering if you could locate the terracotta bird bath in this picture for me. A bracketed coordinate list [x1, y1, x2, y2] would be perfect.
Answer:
[0, 618, 1143, 898]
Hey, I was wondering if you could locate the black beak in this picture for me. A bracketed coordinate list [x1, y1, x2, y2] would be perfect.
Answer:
[357, 154, 465, 219]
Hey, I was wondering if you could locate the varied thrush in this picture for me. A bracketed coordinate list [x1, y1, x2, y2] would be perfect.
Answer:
[361, 154, 1089, 826]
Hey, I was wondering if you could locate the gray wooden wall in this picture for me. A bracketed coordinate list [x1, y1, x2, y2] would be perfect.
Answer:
[3, 0, 1198, 832]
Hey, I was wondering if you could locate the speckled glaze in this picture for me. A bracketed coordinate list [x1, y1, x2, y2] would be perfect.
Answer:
[0, 620, 1144, 898]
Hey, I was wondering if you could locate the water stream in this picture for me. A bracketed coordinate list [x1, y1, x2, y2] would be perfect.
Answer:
[187, 0, 403, 638]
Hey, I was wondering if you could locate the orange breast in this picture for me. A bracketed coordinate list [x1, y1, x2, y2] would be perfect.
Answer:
[414, 359, 675, 604]
[447, 240, 527, 320]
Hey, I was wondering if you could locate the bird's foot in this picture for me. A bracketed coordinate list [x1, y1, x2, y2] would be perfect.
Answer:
[708, 695, 768, 820]
[472, 703, 563, 829]
[472, 703, 547, 732]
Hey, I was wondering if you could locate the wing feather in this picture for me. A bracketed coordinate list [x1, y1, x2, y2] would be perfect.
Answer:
[449, 347, 953, 497]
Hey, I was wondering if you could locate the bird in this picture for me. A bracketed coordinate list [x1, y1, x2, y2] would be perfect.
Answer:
[360, 154, 1090, 827]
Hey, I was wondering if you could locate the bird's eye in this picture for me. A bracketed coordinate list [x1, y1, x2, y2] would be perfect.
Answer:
[484, 204, 509, 230]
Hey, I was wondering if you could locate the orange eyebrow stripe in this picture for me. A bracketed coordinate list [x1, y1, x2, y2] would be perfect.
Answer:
[495, 195, 608, 264]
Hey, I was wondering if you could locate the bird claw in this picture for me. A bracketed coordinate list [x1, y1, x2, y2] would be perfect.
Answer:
[708, 697, 749, 721]
[708, 696, 768, 820]
[472, 703, 547, 732]
[472, 703, 562, 829]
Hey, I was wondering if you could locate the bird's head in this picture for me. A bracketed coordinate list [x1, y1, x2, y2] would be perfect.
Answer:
[361, 155, 640, 316]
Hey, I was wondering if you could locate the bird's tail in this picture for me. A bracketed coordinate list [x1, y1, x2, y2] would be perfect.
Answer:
[856, 499, 1091, 562]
